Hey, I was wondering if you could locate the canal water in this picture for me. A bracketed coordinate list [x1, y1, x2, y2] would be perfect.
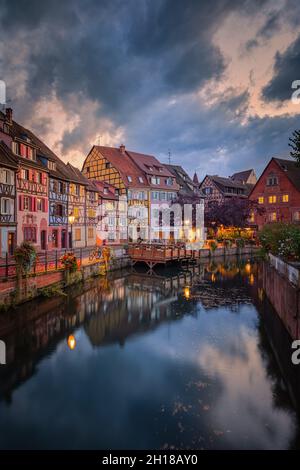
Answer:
[0, 258, 299, 450]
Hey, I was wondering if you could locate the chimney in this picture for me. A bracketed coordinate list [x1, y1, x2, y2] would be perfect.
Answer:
[5, 107, 13, 125]
[119, 144, 125, 154]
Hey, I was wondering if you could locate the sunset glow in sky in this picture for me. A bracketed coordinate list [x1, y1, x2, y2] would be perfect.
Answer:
[1, 0, 300, 177]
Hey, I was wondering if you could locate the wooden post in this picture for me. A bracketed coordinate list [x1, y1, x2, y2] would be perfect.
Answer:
[45, 251, 48, 273]
[5, 252, 8, 279]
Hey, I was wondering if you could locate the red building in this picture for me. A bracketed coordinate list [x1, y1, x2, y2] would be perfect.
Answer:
[249, 158, 300, 229]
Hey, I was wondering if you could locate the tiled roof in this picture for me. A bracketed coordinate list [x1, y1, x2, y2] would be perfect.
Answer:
[0, 109, 79, 182]
[274, 157, 300, 192]
[66, 163, 89, 186]
[91, 180, 119, 200]
[204, 175, 253, 196]
[0, 140, 18, 169]
[128, 151, 180, 190]
[92, 146, 147, 189]
[164, 164, 194, 195]
[231, 169, 253, 183]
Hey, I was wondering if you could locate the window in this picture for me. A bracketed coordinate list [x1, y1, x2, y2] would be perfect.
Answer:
[108, 216, 115, 226]
[103, 187, 108, 194]
[48, 161, 56, 171]
[75, 185, 80, 196]
[22, 169, 30, 180]
[24, 227, 37, 242]
[56, 204, 63, 217]
[14, 142, 35, 160]
[269, 212, 277, 222]
[138, 176, 144, 183]
[73, 207, 79, 218]
[88, 208, 96, 218]
[165, 177, 173, 186]
[1, 169, 12, 184]
[268, 195, 277, 204]
[23, 196, 30, 210]
[151, 191, 159, 200]
[203, 187, 212, 195]
[151, 177, 160, 185]
[282, 194, 289, 202]
[36, 198, 43, 211]
[160, 192, 166, 201]
[138, 191, 145, 200]
[88, 227, 94, 239]
[37, 172, 43, 184]
[75, 228, 81, 241]
[127, 176, 132, 182]
[105, 162, 111, 169]
[267, 175, 278, 186]
[58, 181, 65, 193]
[249, 211, 255, 223]
[258, 197, 264, 204]
[1, 198, 11, 214]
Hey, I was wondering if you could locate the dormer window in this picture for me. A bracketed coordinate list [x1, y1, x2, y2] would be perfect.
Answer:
[138, 176, 144, 183]
[48, 160, 56, 171]
[127, 176, 132, 182]
[151, 176, 160, 185]
[103, 187, 108, 194]
[13, 141, 35, 160]
[165, 177, 173, 186]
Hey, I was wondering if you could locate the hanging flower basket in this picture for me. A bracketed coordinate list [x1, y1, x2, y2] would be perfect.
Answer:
[60, 252, 78, 273]
[14, 242, 37, 275]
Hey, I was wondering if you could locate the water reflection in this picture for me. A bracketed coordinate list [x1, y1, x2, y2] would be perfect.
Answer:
[0, 258, 299, 449]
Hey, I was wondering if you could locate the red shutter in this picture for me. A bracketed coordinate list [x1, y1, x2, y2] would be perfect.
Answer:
[19, 195, 23, 211]
[33, 197, 37, 212]
[44, 198, 48, 213]
[20, 144, 26, 157]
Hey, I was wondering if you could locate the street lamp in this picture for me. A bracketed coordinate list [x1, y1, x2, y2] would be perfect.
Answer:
[68, 213, 75, 249]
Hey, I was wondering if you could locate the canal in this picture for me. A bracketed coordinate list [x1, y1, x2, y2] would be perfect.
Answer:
[0, 257, 299, 450]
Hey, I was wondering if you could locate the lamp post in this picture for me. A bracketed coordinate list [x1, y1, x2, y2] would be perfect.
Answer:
[68, 213, 75, 249]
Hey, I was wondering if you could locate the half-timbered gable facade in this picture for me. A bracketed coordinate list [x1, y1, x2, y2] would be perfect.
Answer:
[91, 180, 122, 244]
[0, 141, 18, 255]
[249, 158, 300, 229]
[66, 163, 88, 248]
[199, 174, 253, 208]
[85, 179, 99, 247]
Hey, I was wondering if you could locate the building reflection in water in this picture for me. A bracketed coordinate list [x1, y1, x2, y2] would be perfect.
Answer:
[0, 257, 299, 449]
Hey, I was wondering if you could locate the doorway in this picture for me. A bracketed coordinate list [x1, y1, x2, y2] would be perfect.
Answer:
[8, 232, 15, 256]
[41, 230, 47, 250]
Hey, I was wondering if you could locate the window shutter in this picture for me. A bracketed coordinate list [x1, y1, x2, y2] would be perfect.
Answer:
[19, 195, 23, 211]
[44, 198, 48, 213]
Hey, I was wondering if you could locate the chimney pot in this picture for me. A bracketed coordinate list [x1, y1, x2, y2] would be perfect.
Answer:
[120, 144, 125, 154]
[5, 107, 12, 125]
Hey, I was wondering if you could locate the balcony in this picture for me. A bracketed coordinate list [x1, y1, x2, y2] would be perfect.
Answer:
[0, 183, 14, 196]
[0, 214, 13, 224]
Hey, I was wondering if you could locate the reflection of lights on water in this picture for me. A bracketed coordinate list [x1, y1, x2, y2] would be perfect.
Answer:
[258, 288, 264, 301]
[249, 274, 254, 285]
[245, 263, 251, 274]
[67, 335, 76, 350]
[211, 273, 216, 282]
[184, 286, 190, 300]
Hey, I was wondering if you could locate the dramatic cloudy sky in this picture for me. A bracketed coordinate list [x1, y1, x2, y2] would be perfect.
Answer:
[1, 0, 300, 178]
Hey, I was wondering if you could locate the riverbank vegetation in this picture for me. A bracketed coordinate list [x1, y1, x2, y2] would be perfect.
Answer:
[258, 223, 300, 261]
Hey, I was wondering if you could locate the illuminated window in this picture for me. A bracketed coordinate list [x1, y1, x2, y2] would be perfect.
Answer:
[268, 195, 276, 203]
[269, 212, 277, 222]
[282, 194, 289, 202]
[249, 211, 255, 222]
[258, 197, 264, 204]
[75, 228, 81, 241]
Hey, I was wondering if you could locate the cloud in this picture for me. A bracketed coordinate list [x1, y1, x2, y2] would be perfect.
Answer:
[262, 34, 300, 102]
[0, 0, 299, 177]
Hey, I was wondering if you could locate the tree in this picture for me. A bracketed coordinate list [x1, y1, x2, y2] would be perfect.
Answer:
[205, 198, 264, 229]
[289, 130, 300, 165]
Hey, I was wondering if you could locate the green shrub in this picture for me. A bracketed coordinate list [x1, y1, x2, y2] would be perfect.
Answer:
[258, 223, 300, 261]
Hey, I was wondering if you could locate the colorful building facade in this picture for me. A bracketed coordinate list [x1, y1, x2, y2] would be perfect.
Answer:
[0, 141, 18, 255]
[249, 158, 300, 229]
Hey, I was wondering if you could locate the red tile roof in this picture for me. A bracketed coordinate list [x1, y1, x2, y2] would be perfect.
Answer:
[87, 145, 179, 191]
[91, 180, 119, 200]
